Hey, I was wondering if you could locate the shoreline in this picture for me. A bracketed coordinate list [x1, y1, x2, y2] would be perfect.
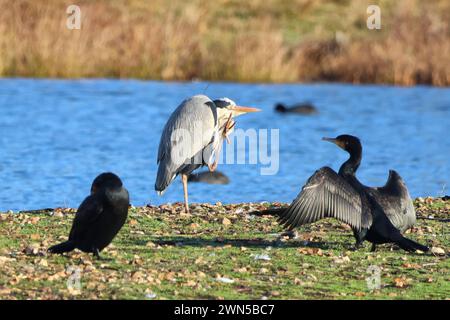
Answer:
[0, 196, 448, 299]
[2, 196, 449, 216]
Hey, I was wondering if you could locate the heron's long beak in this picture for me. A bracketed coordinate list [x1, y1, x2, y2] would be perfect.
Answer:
[322, 137, 344, 149]
[229, 106, 261, 116]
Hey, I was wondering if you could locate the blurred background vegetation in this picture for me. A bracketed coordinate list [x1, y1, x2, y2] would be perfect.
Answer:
[0, 0, 449, 85]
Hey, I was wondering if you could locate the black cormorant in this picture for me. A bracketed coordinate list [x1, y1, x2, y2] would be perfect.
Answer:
[48, 172, 129, 258]
[188, 171, 230, 184]
[263, 135, 428, 253]
[275, 102, 317, 115]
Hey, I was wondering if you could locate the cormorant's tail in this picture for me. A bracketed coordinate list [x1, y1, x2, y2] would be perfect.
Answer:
[48, 241, 76, 254]
[393, 235, 429, 252]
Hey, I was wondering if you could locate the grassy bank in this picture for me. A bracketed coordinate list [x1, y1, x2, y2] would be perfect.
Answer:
[0, 197, 448, 299]
[1, 0, 449, 85]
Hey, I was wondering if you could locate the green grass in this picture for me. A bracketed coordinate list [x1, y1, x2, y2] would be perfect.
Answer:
[0, 199, 448, 299]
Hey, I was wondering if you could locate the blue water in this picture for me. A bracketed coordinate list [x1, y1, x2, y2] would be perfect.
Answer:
[0, 79, 449, 211]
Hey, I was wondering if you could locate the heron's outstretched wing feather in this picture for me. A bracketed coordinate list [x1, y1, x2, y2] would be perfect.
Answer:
[156, 95, 218, 192]
[279, 167, 366, 230]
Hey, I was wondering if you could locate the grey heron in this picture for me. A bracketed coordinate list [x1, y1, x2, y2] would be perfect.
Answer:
[155, 95, 260, 213]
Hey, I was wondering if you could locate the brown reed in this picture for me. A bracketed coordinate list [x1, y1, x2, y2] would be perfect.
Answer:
[0, 0, 448, 85]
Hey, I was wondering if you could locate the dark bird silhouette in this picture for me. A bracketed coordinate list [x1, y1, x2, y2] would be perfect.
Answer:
[188, 171, 230, 185]
[260, 135, 428, 253]
[48, 172, 129, 258]
[275, 102, 317, 115]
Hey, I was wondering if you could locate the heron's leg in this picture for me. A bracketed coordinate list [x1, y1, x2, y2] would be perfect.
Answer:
[223, 115, 236, 144]
[181, 174, 190, 213]
[226, 120, 236, 133]
[208, 139, 223, 172]
[224, 121, 235, 144]
[370, 243, 377, 252]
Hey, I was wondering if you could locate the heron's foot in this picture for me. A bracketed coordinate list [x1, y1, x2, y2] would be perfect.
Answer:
[226, 120, 236, 133]
[352, 242, 364, 251]
[370, 243, 377, 252]
[223, 114, 236, 143]
[224, 125, 234, 144]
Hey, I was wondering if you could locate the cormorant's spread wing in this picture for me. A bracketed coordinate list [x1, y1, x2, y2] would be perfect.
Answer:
[279, 167, 365, 231]
[69, 195, 104, 240]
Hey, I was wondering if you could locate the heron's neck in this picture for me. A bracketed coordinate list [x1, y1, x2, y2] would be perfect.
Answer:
[339, 148, 362, 176]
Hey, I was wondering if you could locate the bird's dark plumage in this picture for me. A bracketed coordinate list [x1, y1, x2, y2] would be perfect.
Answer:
[48, 172, 129, 258]
[279, 167, 370, 231]
[275, 103, 317, 115]
[188, 171, 230, 184]
[273, 135, 428, 252]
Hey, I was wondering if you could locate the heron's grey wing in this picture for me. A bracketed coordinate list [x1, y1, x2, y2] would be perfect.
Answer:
[279, 167, 367, 231]
[69, 194, 104, 240]
[155, 95, 218, 192]
[157, 95, 212, 163]
[370, 170, 416, 232]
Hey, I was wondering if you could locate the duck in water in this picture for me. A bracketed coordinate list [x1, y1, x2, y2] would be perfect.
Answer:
[275, 102, 317, 115]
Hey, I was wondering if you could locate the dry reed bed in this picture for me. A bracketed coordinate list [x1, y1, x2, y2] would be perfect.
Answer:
[0, 0, 449, 85]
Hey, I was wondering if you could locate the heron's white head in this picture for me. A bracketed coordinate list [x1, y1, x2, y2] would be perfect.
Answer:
[213, 97, 260, 121]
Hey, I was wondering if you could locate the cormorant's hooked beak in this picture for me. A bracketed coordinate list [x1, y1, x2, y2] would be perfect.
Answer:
[322, 137, 345, 149]
[228, 106, 261, 117]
